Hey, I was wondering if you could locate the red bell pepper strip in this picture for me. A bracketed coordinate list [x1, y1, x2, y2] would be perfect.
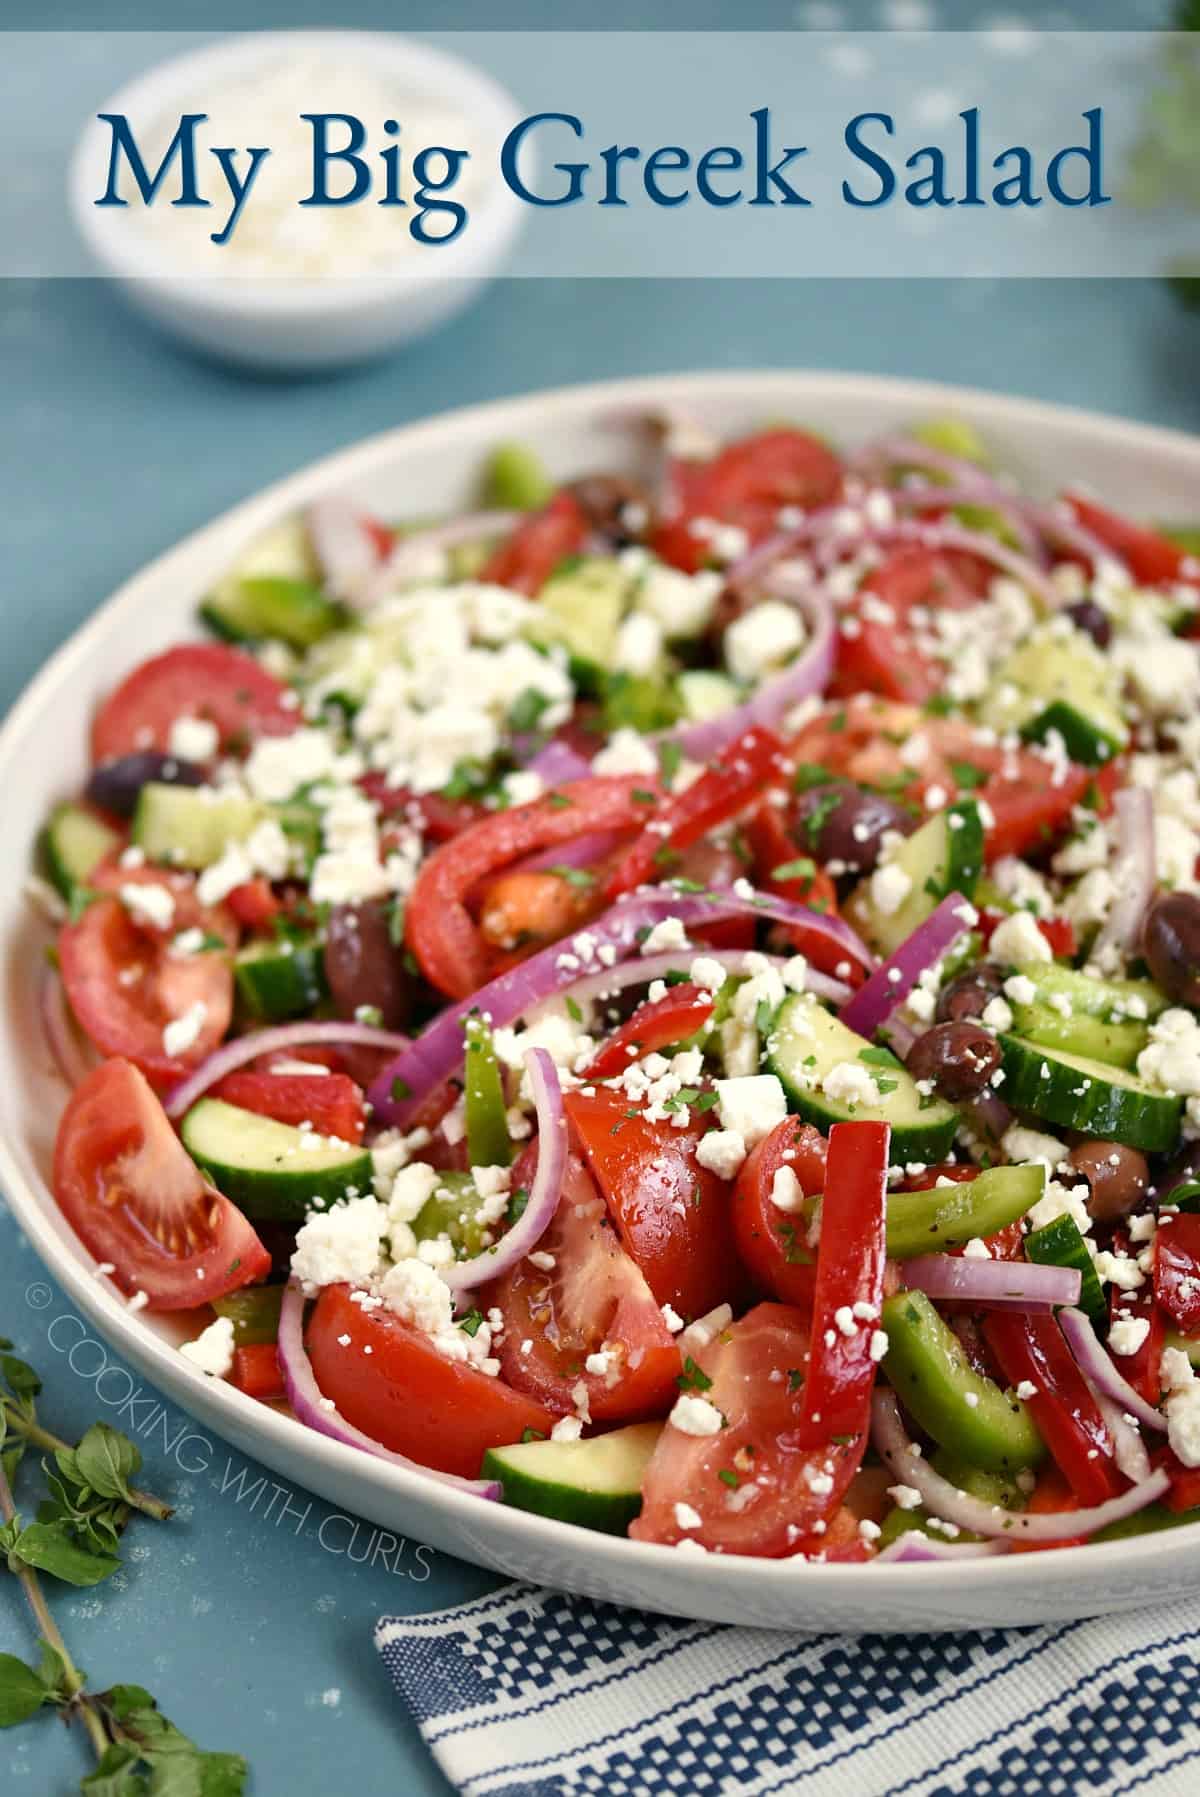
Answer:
[791, 1119, 889, 1448]
[603, 725, 791, 902]
[584, 981, 715, 1080]
[479, 491, 590, 595]
[982, 1312, 1124, 1507]
[1110, 1229, 1163, 1408]
[1009, 1464, 1090, 1553]
[1154, 1213, 1200, 1335]
[1063, 493, 1197, 589]
[231, 1342, 285, 1402]
[1153, 1443, 1200, 1515]
[225, 878, 281, 932]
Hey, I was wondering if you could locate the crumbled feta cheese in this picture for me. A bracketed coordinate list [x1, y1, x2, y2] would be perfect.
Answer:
[1002, 974, 1039, 1007]
[689, 955, 727, 994]
[634, 562, 722, 638]
[822, 1061, 882, 1110]
[1001, 1123, 1067, 1173]
[888, 1484, 923, 1511]
[179, 1315, 236, 1378]
[869, 861, 913, 918]
[989, 910, 1052, 966]
[695, 1129, 748, 1180]
[724, 600, 806, 684]
[1138, 1008, 1200, 1098]
[590, 727, 659, 777]
[613, 611, 664, 678]
[1108, 1315, 1151, 1357]
[980, 996, 1014, 1034]
[770, 1166, 804, 1213]
[1026, 1179, 1091, 1238]
[167, 716, 219, 763]
[668, 1393, 725, 1436]
[120, 882, 176, 931]
[673, 1501, 704, 1532]
[715, 1074, 787, 1149]
[162, 1001, 207, 1059]
[641, 916, 691, 956]
[291, 1196, 389, 1293]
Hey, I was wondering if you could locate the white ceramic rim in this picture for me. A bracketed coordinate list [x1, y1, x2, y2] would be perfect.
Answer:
[67, 29, 526, 313]
[5, 365, 1200, 1618]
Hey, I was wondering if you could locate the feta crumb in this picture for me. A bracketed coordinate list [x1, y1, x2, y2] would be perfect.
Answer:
[167, 716, 220, 762]
[668, 1393, 725, 1436]
[989, 910, 1052, 966]
[1108, 1315, 1151, 1357]
[179, 1315, 235, 1378]
[695, 1129, 748, 1180]
[673, 1501, 704, 1532]
[715, 1074, 787, 1149]
[162, 1000, 207, 1059]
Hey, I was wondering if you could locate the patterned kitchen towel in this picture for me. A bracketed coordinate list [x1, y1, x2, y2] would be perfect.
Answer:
[377, 1583, 1200, 1796]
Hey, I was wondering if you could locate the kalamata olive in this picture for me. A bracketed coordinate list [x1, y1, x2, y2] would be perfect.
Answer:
[84, 750, 206, 819]
[935, 963, 1006, 1025]
[1142, 892, 1200, 1007]
[904, 1022, 1001, 1101]
[1064, 599, 1112, 650]
[567, 474, 649, 545]
[323, 900, 413, 1031]
[1068, 1140, 1149, 1224]
[793, 782, 917, 874]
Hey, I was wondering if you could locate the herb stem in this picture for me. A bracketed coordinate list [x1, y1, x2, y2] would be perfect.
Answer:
[0, 1458, 108, 1761]
[1, 1402, 173, 1522]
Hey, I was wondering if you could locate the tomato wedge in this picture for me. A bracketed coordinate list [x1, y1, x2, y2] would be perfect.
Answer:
[1155, 1213, 1200, 1334]
[982, 1312, 1123, 1507]
[652, 429, 843, 574]
[563, 1086, 738, 1320]
[224, 879, 281, 932]
[630, 1301, 866, 1556]
[53, 1059, 270, 1309]
[405, 775, 660, 999]
[834, 545, 993, 705]
[484, 1153, 680, 1423]
[91, 644, 298, 763]
[59, 867, 236, 1088]
[742, 801, 843, 973]
[306, 1283, 555, 1478]
[479, 491, 590, 595]
[732, 1118, 828, 1307]
[210, 1070, 366, 1144]
[1063, 493, 1196, 589]
[584, 982, 715, 1080]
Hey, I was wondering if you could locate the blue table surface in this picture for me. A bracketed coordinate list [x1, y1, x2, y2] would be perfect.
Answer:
[4, 8, 1200, 1790]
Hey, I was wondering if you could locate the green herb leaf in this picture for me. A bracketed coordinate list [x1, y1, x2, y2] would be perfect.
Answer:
[676, 1356, 713, 1394]
[458, 1310, 485, 1338]
[10, 1521, 120, 1588]
[0, 1356, 41, 1401]
[0, 1654, 53, 1727]
[508, 687, 551, 734]
[859, 1045, 904, 1069]
[717, 1468, 739, 1489]
[771, 857, 816, 884]
[949, 760, 988, 790]
[657, 740, 683, 788]
[73, 1424, 142, 1505]
[565, 997, 583, 1023]
[545, 865, 595, 889]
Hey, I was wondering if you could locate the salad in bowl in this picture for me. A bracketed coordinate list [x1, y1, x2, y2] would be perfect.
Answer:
[29, 408, 1200, 1568]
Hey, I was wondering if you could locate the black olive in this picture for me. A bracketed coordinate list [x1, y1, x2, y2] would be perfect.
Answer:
[567, 474, 649, 546]
[85, 750, 206, 819]
[1068, 1141, 1149, 1224]
[1064, 599, 1112, 650]
[323, 900, 414, 1031]
[935, 963, 1006, 1025]
[792, 783, 917, 875]
[1143, 893, 1200, 1008]
[904, 1022, 1001, 1101]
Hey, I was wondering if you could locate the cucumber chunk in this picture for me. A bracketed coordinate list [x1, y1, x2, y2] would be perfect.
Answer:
[181, 1099, 370, 1222]
[881, 1289, 1045, 1474]
[234, 936, 327, 1022]
[527, 558, 632, 670]
[1003, 963, 1165, 1071]
[998, 1034, 1182, 1153]
[767, 993, 959, 1164]
[978, 624, 1128, 767]
[676, 669, 740, 723]
[482, 1422, 662, 1533]
[878, 1448, 1024, 1547]
[203, 576, 345, 651]
[132, 784, 320, 874]
[846, 800, 983, 957]
[201, 516, 320, 646]
[886, 1163, 1044, 1261]
[43, 803, 121, 899]
[1025, 1213, 1107, 1329]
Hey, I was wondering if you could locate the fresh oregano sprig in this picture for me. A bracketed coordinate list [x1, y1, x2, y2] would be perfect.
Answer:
[0, 1337, 248, 1793]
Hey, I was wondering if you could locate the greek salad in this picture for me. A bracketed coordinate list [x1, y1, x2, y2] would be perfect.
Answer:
[30, 413, 1200, 1563]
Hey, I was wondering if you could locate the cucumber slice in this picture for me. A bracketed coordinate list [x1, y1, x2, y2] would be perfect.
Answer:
[846, 800, 983, 957]
[676, 669, 740, 723]
[201, 516, 320, 644]
[181, 1099, 370, 1221]
[527, 558, 632, 668]
[235, 936, 328, 1022]
[482, 1422, 661, 1533]
[132, 784, 320, 874]
[886, 1163, 1044, 1260]
[1024, 1213, 1107, 1329]
[998, 1034, 1183, 1153]
[767, 993, 959, 1164]
[1003, 963, 1164, 1071]
[203, 576, 346, 651]
[43, 803, 121, 899]
[978, 626, 1128, 767]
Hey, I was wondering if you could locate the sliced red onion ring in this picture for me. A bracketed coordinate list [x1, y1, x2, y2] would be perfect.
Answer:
[368, 884, 873, 1128]
[1093, 786, 1155, 965]
[669, 589, 836, 762]
[359, 509, 518, 607]
[517, 830, 631, 878]
[276, 1286, 499, 1500]
[567, 948, 850, 1013]
[40, 970, 94, 1089]
[1092, 1385, 1152, 1485]
[164, 1020, 411, 1121]
[526, 739, 594, 786]
[305, 498, 384, 606]
[1058, 1307, 1166, 1437]
[677, 1303, 733, 1363]
[822, 517, 1060, 611]
[442, 1048, 567, 1292]
[839, 893, 972, 1042]
[872, 1389, 1168, 1541]
[1042, 494, 1131, 580]
[851, 436, 997, 494]
[887, 483, 1045, 564]
[874, 1534, 1011, 1564]
[901, 1255, 1081, 1313]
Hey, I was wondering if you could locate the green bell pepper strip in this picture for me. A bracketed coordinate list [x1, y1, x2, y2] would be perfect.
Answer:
[464, 1015, 512, 1169]
[880, 1289, 1046, 1474]
[885, 1163, 1044, 1261]
[877, 1447, 1024, 1547]
[212, 1283, 285, 1347]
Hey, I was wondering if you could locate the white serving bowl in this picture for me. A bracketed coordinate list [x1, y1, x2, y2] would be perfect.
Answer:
[5, 369, 1200, 1632]
[67, 31, 525, 372]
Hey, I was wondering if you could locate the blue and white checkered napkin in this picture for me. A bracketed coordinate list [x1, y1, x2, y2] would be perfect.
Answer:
[377, 1583, 1200, 1796]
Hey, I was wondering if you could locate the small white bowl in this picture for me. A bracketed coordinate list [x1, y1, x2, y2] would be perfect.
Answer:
[67, 31, 525, 373]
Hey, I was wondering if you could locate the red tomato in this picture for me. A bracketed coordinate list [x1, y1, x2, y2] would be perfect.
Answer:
[52, 1059, 270, 1310]
[209, 1071, 365, 1144]
[1154, 1444, 1200, 1515]
[833, 546, 993, 705]
[603, 725, 788, 902]
[405, 776, 660, 999]
[563, 1087, 738, 1320]
[652, 430, 843, 574]
[225, 879, 281, 932]
[731, 1118, 828, 1307]
[360, 772, 488, 845]
[630, 1301, 865, 1556]
[484, 1154, 681, 1424]
[584, 982, 715, 1080]
[977, 767, 1095, 865]
[742, 801, 845, 976]
[59, 868, 236, 1088]
[231, 1342, 285, 1402]
[1063, 493, 1195, 589]
[983, 1312, 1123, 1506]
[1155, 1214, 1200, 1334]
[91, 644, 298, 764]
[306, 1283, 556, 1478]
[479, 492, 590, 595]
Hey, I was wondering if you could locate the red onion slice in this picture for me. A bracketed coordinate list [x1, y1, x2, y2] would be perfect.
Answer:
[851, 436, 997, 494]
[677, 1303, 733, 1363]
[527, 739, 594, 786]
[163, 1020, 411, 1122]
[517, 829, 630, 876]
[838, 892, 972, 1042]
[39, 970, 94, 1089]
[1093, 786, 1155, 965]
[276, 1286, 499, 1499]
[368, 884, 874, 1128]
[874, 1534, 1011, 1564]
[1092, 1386, 1152, 1485]
[1058, 1307, 1166, 1436]
[306, 498, 385, 606]
[872, 1390, 1168, 1541]
[567, 948, 851, 1012]
[441, 1048, 568, 1292]
[964, 1092, 1014, 1145]
[901, 1256, 1081, 1313]
[668, 590, 835, 763]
